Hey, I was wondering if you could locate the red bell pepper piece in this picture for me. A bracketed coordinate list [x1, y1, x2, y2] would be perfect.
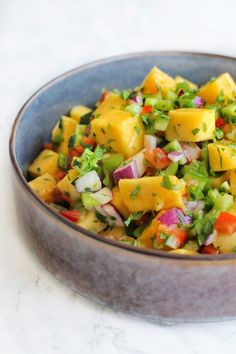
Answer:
[214, 212, 236, 234]
[201, 245, 219, 255]
[60, 210, 80, 222]
[141, 105, 153, 114]
[55, 169, 67, 181]
[216, 117, 226, 128]
[145, 148, 170, 169]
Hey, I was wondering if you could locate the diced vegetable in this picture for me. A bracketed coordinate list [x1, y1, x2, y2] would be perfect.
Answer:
[144, 148, 170, 169]
[157, 208, 191, 226]
[144, 135, 158, 149]
[113, 160, 139, 184]
[75, 170, 102, 193]
[60, 209, 80, 222]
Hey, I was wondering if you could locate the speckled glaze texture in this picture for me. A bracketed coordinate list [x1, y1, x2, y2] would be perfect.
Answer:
[10, 52, 236, 322]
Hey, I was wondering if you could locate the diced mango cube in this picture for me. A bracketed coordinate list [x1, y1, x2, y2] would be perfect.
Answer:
[94, 93, 127, 117]
[57, 171, 80, 202]
[28, 173, 56, 203]
[213, 232, 236, 254]
[111, 186, 129, 218]
[141, 66, 175, 96]
[198, 73, 236, 103]
[119, 176, 186, 212]
[70, 105, 92, 122]
[28, 149, 58, 178]
[208, 141, 236, 171]
[91, 109, 144, 158]
[52, 116, 77, 155]
[228, 170, 236, 195]
[174, 75, 198, 90]
[138, 218, 160, 248]
[165, 108, 215, 142]
[76, 210, 106, 233]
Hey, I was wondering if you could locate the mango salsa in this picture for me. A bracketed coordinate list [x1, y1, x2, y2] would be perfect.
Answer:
[91, 109, 144, 158]
[28, 66, 236, 255]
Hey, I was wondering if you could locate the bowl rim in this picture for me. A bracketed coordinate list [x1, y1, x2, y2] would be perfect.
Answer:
[9, 50, 236, 261]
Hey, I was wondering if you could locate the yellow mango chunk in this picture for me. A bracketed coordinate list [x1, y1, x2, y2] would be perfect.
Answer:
[70, 105, 92, 122]
[57, 172, 80, 202]
[198, 73, 236, 103]
[91, 110, 144, 158]
[213, 232, 236, 254]
[210, 172, 229, 189]
[165, 108, 215, 142]
[111, 186, 129, 218]
[52, 116, 77, 155]
[228, 170, 236, 195]
[174, 76, 198, 90]
[119, 176, 186, 213]
[138, 218, 160, 248]
[94, 92, 127, 117]
[76, 210, 106, 233]
[28, 149, 58, 178]
[208, 141, 236, 171]
[28, 173, 56, 203]
[141, 66, 175, 96]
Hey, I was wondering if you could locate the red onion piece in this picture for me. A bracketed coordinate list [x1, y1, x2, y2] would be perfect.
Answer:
[102, 204, 124, 227]
[92, 187, 113, 205]
[157, 208, 192, 226]
[75, 170, 102, 192]
[130, 149, 147, 177]
[167, 150, 185, 163]
[113, 160, 139, 184]
[129, 92, 143, 106]
[144, 135, 158, 149]
[181, 143, 201, 162]
[185, 200, 205, 212]
[203, 232, 216, 246]
[194, 96, 204, 108]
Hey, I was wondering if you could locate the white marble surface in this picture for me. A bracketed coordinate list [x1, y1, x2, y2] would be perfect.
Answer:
[2, 0, 236, 353]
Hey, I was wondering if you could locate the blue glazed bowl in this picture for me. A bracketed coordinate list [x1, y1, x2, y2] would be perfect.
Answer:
[9, 52, 236, 322]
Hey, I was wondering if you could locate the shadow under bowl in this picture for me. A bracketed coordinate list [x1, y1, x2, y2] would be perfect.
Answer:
[9, 51, 236, 322]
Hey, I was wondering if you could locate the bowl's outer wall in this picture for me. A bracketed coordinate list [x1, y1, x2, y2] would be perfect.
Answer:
[11, 53, 236, 321]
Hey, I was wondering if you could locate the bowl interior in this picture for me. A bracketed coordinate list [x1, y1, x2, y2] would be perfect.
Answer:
[13, 51, 236, 177]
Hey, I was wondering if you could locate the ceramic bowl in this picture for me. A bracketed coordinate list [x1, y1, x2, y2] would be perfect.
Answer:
[10, 52, 236, 322]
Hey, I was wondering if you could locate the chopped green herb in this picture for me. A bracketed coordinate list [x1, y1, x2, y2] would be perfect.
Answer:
[130, 185, 141, 200]
[192, 128, 200, 136]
